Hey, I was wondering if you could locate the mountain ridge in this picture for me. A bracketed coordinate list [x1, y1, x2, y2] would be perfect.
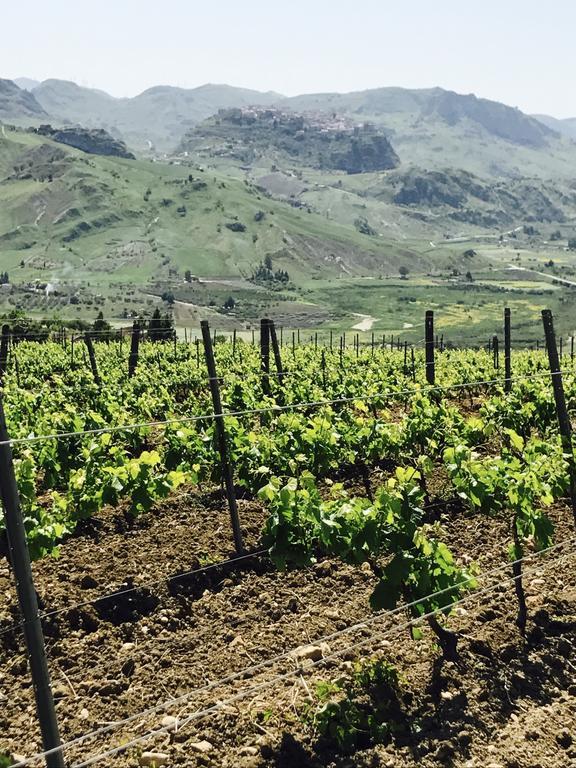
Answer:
[0, 79, 47, 120]
[4, 77, 576, 179]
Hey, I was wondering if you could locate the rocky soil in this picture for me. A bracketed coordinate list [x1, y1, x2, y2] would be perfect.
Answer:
[0, 485, 575, 767]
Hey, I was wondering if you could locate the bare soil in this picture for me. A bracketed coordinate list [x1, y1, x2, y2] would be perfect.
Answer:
[1, 486, 576, 768]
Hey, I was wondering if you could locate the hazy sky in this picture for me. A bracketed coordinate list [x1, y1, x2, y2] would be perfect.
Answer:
[3, 0, 574, 117]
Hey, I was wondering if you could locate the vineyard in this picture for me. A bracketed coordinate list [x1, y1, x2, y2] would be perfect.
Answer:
[1, 314, 576, 768]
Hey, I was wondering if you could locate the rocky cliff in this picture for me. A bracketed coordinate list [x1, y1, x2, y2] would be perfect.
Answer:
[36, 125, 135, 159]
[180, 107, 399, 173]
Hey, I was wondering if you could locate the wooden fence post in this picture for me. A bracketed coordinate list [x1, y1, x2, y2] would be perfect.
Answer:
[504, 307, 512, 393]
[268, 320, 284, 389]
[542, 310, 576, 527]
[0, 324, 10, 385]
[260, 318, 271, 397]
[201, 321, 244, 554]
[84, 333, 101, 385]
[425, 311, 435, 385]
[492, 335, 499, 370]
[0, 393, 66, 767]
[128, 321, 140, 378]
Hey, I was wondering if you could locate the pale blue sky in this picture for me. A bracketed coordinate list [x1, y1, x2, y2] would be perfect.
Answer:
[3, 0, 574, 117]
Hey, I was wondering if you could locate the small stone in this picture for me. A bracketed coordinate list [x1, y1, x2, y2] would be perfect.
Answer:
[293, 643, 329, 662]
[120, 642, 136, 652]
[161, 715, 178, 732]
[79, 708, 89, 720]
[190, 740, 213, 754]
[239, 746, 258, 756]
[139, 752, 170, 766]
[229, 635, 244, 648]
[440, 690, 454, 700]
[314, 561, 332, 577]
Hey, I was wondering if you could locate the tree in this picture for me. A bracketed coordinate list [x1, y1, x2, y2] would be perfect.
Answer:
[93, 311, 111, 337]
[184, 270, 192, 283]
[465, 271, 474, 282]
[264, 254, 273, 271]
[568, 238, 576, 251]
[148, 309, 174, 341]
[223, 296, 236, 310]
[399, 266, 409, 280]
[161, 291, 175, 306]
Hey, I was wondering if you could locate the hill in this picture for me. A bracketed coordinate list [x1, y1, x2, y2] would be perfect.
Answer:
[280, 87, 576, 179]
[0, 126, 476, 327]
[0, 79, 47, 121]
[13, 78, 41, 91]
[3, 79, 575, 179]
[31, 80, 283, 150]
[532, 114, 576, 140]
[357, 167, 576, 228]
[179, 107, 400, 173]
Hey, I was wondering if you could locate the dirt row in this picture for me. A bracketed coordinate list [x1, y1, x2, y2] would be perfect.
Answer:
[0, 482, 575, 767]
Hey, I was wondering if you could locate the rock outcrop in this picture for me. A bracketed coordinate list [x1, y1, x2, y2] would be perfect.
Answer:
[36, 124, 135, 159]
[180, 107, 399, 173]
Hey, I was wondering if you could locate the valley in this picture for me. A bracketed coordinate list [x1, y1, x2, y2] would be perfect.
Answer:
[0, 78, 576, 344]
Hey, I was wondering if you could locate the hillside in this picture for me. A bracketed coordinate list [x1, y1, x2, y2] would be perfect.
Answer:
[363, 167, 576, 228]
[0, 79, 47, 121]
[0, 126, 478, 327]
[280, 87, 576, 179]
[31, 80, 283, 150]
[36, 124, 135, 159]
[533, 114, 576, 140]
[3, 79, 574, 179]
[179, 107, 400, 173]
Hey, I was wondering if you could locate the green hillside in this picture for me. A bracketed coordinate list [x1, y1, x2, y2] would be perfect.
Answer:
[0, 126, 478, 329]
